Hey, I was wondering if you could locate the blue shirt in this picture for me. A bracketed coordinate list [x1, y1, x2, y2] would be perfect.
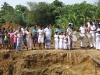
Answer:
[56, 28, 62, 33]
[33, 29, 38, 36]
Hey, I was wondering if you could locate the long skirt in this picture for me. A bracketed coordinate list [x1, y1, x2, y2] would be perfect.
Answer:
[9, 37, 14, 45]
[26, 38, 33, 49]
[16, 38, 22, 50]
[54, 39, 59, 49]
[63, 42, 67, 49]
[59, 40, 63, 49]
[96, 40, 100, 50]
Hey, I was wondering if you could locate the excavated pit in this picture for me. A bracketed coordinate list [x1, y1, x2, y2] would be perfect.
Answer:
[0, 50, 100, 75]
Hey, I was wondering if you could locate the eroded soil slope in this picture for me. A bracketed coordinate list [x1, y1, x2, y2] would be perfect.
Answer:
[0, 50, 100, 75]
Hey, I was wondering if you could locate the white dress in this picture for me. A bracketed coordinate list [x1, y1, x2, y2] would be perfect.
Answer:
[67, 28, 72, 35]
[59, 35, 64, 49]
[96, 33, 100, 50]
[63, 35, 68, 49]
[25, 31, 33, 49]
[90, 25, 96, 47]
[38, 29, 44, 43]
[54, 34, 59, 49]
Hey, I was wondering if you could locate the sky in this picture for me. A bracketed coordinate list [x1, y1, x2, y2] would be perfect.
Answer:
[0, 0, 97, 8]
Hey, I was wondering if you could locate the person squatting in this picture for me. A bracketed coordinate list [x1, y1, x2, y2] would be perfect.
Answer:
[0, 21, 100, 51]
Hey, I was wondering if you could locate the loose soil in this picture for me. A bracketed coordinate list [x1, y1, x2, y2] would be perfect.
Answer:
[0, 49, 100, 75]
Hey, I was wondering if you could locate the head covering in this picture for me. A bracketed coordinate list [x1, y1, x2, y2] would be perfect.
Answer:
[98, 22, 100, 25]
[97, 28, 100, 32]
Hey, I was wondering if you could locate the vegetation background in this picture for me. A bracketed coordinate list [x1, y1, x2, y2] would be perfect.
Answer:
[0, 0, 100, 31]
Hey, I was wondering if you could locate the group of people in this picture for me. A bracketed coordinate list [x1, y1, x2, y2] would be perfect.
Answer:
[78, 21, 100, 50]
[0, 21, 100, 51]
[0, 24, 52, 50]
[54, 21, 100, 50]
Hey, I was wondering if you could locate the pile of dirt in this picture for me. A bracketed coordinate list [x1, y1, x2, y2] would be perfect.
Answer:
[1, 21, 20, 31]
[0, 50, 100, 75]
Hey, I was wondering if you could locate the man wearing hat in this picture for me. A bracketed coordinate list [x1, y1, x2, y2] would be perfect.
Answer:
[67, 24, 72, 35]
[89, 22, 96, 48]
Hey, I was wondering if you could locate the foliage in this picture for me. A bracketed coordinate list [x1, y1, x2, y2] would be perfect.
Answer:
[0, 0, 99, 29]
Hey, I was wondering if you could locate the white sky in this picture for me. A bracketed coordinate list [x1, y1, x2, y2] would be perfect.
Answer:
[0, 0, 97, 8]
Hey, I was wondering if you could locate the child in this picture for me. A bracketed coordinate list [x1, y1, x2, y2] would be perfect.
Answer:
[59, 32, 64, 49]
[67, 35, 72, 50]
[54, 32, 59, 49]
[8, 29, 14, 49]
[13, 35, 17, 49]
[0, 29, 2, 49]
[96, 29, 100, 50]
[4, 31, 9, 49]
[63, 33, 68, 50]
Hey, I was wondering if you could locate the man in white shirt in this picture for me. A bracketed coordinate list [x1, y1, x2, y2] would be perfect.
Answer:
[67, 24, 72, 35]
[79, 23, 87, 48]
[89, 22, 96, 48]
[44, 25, 52, 49]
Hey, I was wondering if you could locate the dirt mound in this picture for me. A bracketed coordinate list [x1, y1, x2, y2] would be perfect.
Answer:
[1, 21, 20, 30]
[0, 50, 100, 75]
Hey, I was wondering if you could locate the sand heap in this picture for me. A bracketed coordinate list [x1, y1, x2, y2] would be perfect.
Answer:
[0, 21, 20, 30]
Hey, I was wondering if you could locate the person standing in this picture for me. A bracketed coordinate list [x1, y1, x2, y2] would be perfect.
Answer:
[58, 32, 64, 49]
[38, 26, 44, 50]
[14, 27, 23, 51]
[67, 24, 73, 35]
[44, 25, 52, 49]
[63, 33, 68, 50]
[54, 32, 59, 49]
[89, 22, 96, 48]
[32, 26, 38, 49]
[8, 29, 14, 49]
[2, 28, 6, 48]
[4, 30, 9, 49]
[56, 26, 62, 34]
[96, 29, 100, 50]
[67, 24, 73, 49]
[25, 28, 33, 50]
[79, 23, 87, 48]
[0, 29, 2, 49]
[21, 26, 27, 49]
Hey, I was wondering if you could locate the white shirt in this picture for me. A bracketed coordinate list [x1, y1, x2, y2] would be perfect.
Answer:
[67, 28, 72, 35]
[59, 35, 64, 42]
[14, 30, 23, 39]
[44, 28, 52, 37]
[90, 25, 96, 34]
[79, 26, 86, 34]
[63, 35, 68, 42]
[54, 34, 59, 41]
[38, 29, 44, 38]
[21, 28, 25, 35]
[96, 33, 100, 41]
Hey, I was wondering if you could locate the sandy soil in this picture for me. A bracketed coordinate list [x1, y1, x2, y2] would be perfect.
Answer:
[0, 48, 100, 75]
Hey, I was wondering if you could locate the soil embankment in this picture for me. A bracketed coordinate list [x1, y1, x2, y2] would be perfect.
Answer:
[0, 50, 100, 75]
